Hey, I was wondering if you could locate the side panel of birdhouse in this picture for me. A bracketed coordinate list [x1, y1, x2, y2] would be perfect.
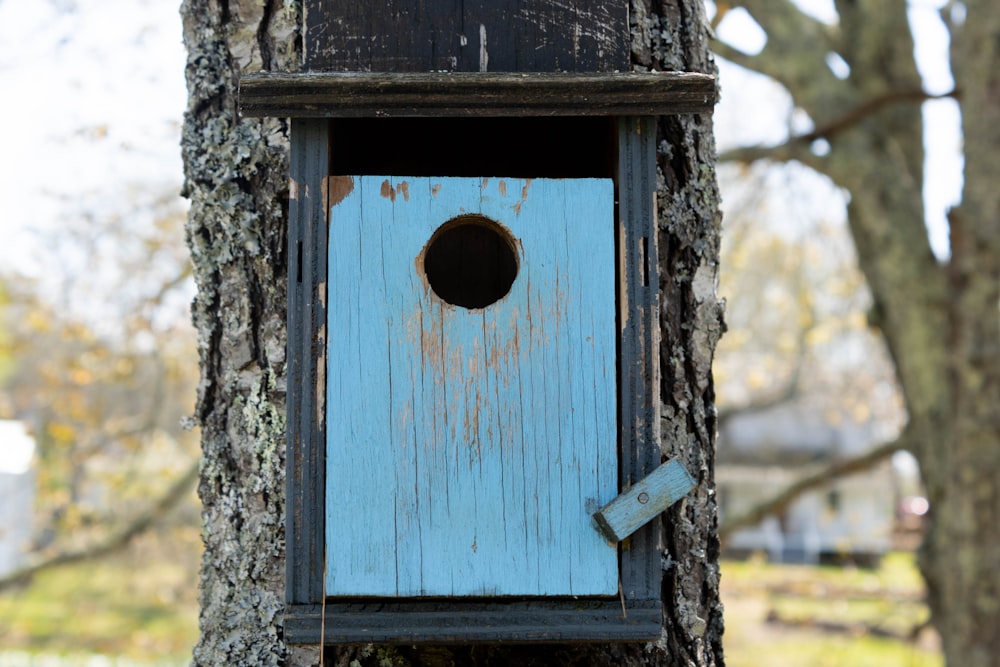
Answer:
[326, 176, 617, 597]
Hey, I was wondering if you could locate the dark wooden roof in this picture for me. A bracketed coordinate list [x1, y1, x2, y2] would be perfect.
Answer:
[238, 71, 717, 118]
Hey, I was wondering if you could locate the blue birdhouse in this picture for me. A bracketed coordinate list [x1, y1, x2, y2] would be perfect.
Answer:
[238, 0, 715, 646]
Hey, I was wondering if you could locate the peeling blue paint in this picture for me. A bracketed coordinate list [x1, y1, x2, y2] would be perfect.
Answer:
[326, 176, 617, 597]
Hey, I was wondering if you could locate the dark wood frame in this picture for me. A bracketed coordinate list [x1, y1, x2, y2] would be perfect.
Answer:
[258, 76, 713, 645]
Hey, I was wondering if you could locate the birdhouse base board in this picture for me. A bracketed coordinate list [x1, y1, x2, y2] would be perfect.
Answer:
[284, 601, 661, 644]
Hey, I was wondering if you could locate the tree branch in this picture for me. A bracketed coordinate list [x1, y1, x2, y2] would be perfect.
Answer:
[715, 0, 842, 110]
[0, 460, 199, 592]
[711, 41, 762, 74]
[717, 377, 799, 427]
[719, 438, 904, 543]
[803, 88, 958, 143]
[766, 610, 926, 642]
[717, 277, 817, 427]
[718, 142, 826, 171]
[719, 88, 958, 166]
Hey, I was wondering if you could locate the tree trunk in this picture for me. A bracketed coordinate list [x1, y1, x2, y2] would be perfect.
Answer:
[180, 1, 724, 665]
[808, 5, 1000, 664]
[922, 3, 1000, 664]
[714, 2, 1000, 664]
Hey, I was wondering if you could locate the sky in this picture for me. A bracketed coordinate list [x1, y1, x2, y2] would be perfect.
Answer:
[0, 0, 187, 283]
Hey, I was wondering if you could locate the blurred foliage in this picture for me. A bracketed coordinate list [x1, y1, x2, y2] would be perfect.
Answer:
[0, 3, 197, 662]
[0, 521, 199, 661]
[0, 186, 198, 559]
[0, 180, 200, 661]
[0, 282, 12, 392]
[0, 273, 199, 555]
[713, 162, 904, 433]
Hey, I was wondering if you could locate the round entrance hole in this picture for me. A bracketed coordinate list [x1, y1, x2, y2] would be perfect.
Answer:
[422, 215, 519, 309]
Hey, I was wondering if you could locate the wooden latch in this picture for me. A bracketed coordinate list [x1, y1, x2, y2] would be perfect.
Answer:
[593, 459, 695, 542]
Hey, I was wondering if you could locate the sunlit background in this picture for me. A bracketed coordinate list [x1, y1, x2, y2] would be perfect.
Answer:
[0, 0, 958, 664]
[0, 1, 199, 664]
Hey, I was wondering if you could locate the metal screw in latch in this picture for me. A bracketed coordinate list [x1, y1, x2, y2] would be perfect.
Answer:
[637, 492, 649, 504]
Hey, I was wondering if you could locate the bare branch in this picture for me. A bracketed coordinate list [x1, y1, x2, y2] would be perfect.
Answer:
[0, 460, 199, 592]
[766, 610, 926, 642]
[718, 143, 825, 171]
[802, 88, 958, 143]
[716, 380, 799, 427]
[719, 88, 959, 166]
[719, 438, 904, 543]
[717, 285, 817, 426]
[711, 40, 762, 75]
[715, 0, 842, 111]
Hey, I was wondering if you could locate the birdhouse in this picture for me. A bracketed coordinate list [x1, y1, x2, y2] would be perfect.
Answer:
[239, 0, 715, 645]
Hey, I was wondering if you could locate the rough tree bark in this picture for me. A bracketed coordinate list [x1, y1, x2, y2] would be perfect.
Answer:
[929, 3, 1000, 664]
[716, 2, 1000, 664]
[180, 1, 724, 665]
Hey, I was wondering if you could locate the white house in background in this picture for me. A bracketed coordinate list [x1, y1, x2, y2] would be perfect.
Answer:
[0, 420, 36, 577]
[717, 403, 895, 566]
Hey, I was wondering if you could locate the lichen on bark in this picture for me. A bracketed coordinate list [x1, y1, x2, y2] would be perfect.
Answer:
[181, 1, 300, 665]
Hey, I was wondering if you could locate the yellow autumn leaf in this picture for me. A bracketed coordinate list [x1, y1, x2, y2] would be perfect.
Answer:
[72, 368, 94, 385]
[47, 422, 77, 443]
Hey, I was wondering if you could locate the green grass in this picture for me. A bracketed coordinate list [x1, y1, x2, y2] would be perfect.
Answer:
[0, 527, 199, 663]
[722, 552, 942, 667]
[2, 532, 941, 667]
[723, 551, 925, 591]
[724, 635, 940, 667]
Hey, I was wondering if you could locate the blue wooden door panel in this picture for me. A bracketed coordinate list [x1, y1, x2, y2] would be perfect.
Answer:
[327, 176, 617, 597]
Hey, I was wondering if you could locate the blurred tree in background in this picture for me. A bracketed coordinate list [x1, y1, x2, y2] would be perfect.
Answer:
[0, 283, 12, 390]
[712, 1, 999, 664]
[715, 167, 902, 435]
[0, 0, 199, 660]
[0, 185, 199, 577]
[713, 170, 906, 539]
[0, 190, 201, 658]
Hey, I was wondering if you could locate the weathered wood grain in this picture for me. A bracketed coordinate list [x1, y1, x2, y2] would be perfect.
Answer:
[593, 458, 695, 543]
[284, 601, 661, 644]
[238, 71, 717, 118]
[617, 116, 663, 603]
[282, 117, 672, 641]
[303, 0, 628, 73]
[286, 119, 329, 605]
[326, 176, 618, 597]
